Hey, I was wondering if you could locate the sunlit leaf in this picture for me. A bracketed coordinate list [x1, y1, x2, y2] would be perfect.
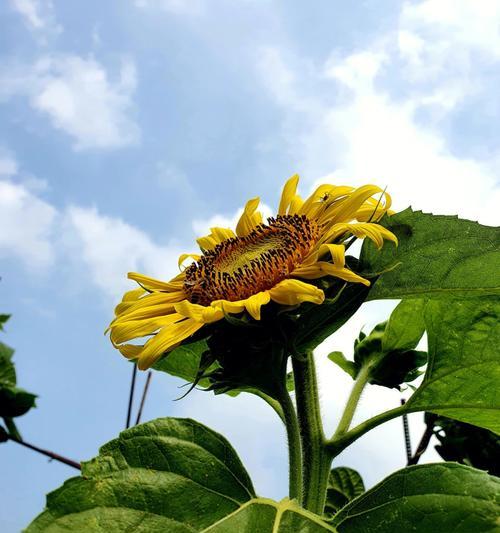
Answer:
[405, 297, 500, 434]
[27, 418, 255, 532]
[361, 209, 500, 300]
[203, 498, 335, 532]
[332, 463, 499, 532]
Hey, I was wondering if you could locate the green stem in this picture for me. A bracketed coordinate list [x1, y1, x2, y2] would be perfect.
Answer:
[326, 404, 407, 457]
[276, 388, 303, 501]
[332, 362, 372, 440]
[292, 351, 331, 515]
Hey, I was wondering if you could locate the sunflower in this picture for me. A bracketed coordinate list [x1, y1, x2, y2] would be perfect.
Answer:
[108, 175, 397, 369]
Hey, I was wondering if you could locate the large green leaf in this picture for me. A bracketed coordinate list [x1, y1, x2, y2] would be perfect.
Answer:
[324, 467, 365, 516]
[27, 417, 255, 532]
[332, 463, 499, 532]
[405, 297, 500, 433]
[203, 498, 335, 532]
[360, 209, 500, 300]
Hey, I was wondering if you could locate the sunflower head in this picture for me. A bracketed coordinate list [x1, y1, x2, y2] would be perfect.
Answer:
[107, 175, 397, 370]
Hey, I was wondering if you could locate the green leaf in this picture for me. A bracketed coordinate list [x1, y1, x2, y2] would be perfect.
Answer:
[360, 209, 500, 300]
[324, 467, 365, 516]
[327, 352, 357, 379]
[153, 339, 214, 390]
[382, 299, 426, 352]
[0, 424, 8, 442]
[332, 463, 500, 532]
[0, 314, 10, 330]
[405, 297, 500, 433]
[0, 386, 37, 417]
[0, 341, 16, 385]
[27, 417, 256, 532]
[203, 498, 335, 532]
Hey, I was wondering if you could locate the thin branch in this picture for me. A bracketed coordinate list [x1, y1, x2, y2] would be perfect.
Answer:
[135, 371, 153, 426]
[401, 399, 412, 463]
[408, 413, 437, 466]
[8, 435, 81, 470]
[126, 363, 138, 429]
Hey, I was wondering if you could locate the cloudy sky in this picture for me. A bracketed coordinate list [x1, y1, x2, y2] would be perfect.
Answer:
[1, 0, 499, 530]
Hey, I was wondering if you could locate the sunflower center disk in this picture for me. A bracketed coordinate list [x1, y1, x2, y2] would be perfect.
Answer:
[184, 214, 320, 305]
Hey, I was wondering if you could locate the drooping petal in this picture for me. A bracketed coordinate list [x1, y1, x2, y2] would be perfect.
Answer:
[278, 174, 300, 215]
[211, 300, 246, 314]
[110, 313, 184, 345]
[327, 185, 384, 224]
[236, 197, 263, 237]
[138, 318, 204, 370]
[243, 291, 271, 320]
[318, 243, 346, 267]
[128, 272, 185, 292]
[293, 261, 370, 285]
[175, 300, 224, 324]
[269, 279, 325, 306]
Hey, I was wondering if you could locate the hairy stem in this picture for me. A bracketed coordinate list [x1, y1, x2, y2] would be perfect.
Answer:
[277, 387, 303, 501]
[332, 362, 373, 439]
[292, 351, 331, 515]
[327, 404, 407, 456]
[7, 435, 81, 470]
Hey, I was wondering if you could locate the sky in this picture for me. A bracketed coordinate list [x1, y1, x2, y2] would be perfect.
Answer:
[1, 0, 499, 530]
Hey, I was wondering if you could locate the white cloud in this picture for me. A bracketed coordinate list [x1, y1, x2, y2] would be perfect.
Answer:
[0, 55, 140, 150]
[63, 206, 184, 300]
[0, 179, 57, 271]
[9, 0, 62, 38]
[255, 1, 500, 226]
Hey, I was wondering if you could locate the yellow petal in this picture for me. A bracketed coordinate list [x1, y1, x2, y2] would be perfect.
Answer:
[118, 344, 142, 360]
[178, 253, 200, 269]
[243, 291, 271, 320]
[197, 235, 218, 251]
[328, 185, 384, 224]
[210, 227, 236, 242]
[289, 194, 304, 215]
[278, 174, 300, 215]
[211, 300, 246, 314]
[318, 243, 346, 268]
[236, 197, 263, 237]
[175, 300, 224, 324]
[110, 313, 183, 345]
[138, 318, 204, 370]
[128, 272, 185, 292]
[269, 279, 325, 306]
[294, 262, 370, 285]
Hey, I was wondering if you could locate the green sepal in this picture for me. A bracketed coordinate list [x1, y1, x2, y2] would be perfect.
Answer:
[327, 352, 357, 379]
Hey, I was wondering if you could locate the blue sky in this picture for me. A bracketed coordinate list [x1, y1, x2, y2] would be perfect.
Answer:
[1, 0, 499, 530]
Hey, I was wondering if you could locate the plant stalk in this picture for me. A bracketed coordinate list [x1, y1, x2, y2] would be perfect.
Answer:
[332, 362, 373, 439]
[7, 435, 81, 470]
[292, 351, 331, 515]
[277, 387, 303, 501]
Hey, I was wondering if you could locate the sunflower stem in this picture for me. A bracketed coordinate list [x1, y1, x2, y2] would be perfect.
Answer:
[276, 386, 303, 501]
[332, 361, 373, 440]
[292, 351, 331, 515]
